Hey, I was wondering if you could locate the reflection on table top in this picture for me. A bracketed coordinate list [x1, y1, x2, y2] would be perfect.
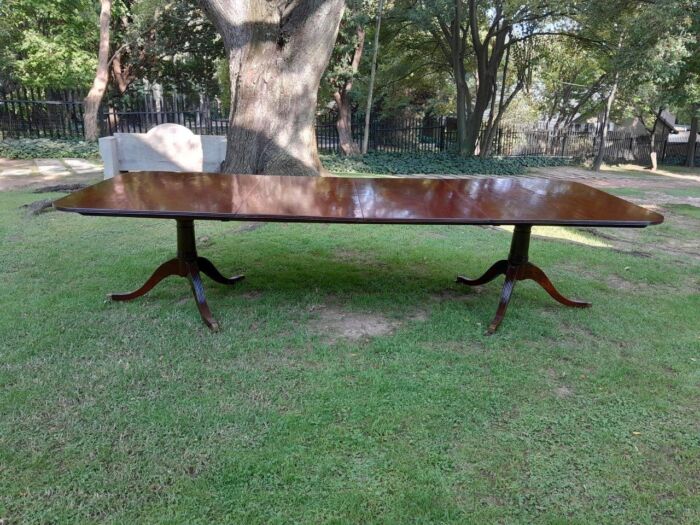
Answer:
[54, 172, 664, 227]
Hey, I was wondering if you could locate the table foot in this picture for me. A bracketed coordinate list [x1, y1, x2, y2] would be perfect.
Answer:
[109, 220, 241, 331]
[197, 256, 245, 286]
[486, 265, 519, 334]
[457, 225, 591, 333]
[520, 263, 591, 309]
[187, 263, 220, 331]
[457, 259, 508, 286]
[109, 258, 183, 301]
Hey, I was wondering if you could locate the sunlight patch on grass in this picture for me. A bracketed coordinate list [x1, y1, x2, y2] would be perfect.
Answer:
[496, 225, 612, 248]
[604, 163, 700, 182]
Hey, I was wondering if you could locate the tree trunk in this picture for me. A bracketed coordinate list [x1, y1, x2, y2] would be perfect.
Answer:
[649, 132, 657, 171]
[464, 79, 494, 156]
[333, 25, 364, 156]
[455, 72, 469, 154]
[199, 0, 345, 176]
[687, 108, 698, 168]
[592, 74, 618, 172]
[362, 0, 385, 155]
[462, 0, 510, 156]
[110, 51, 134, 95]
[83, 0, 112, 142]
[452, 0, 469, 155]
[334, 90, 360, 155]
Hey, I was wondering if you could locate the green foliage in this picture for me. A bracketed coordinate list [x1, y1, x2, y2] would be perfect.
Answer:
[216, 58, 231, 115]
[535, 38, 605, 127]
[322, 152, 572, 175]
[0, 138, 99, 159]
[0, 0, 98, 89]
[323, 0, 371, 91]
[126, 0, 224, 94]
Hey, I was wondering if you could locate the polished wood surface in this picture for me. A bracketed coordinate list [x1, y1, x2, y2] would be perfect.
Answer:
[54, 172, 664, 227]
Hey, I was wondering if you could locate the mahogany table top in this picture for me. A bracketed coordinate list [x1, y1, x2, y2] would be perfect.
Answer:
[54, 172, 664, 227]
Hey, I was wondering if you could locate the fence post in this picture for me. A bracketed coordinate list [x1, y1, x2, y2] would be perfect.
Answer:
[438, 117, 446, 152]
[660, 137, 668, 164]
[560, 134, 568, 157]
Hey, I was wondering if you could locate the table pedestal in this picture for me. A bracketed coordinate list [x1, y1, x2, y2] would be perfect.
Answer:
[457, 225, 591, 334]
[110, 219, 243, 331]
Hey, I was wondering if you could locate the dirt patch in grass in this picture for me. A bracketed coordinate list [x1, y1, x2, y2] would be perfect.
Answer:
[309, 304, 427, 343]
[312, 306, 400, 342]
[232, 222, 266, 234]
[553, 385, 574, 398]
[332, 248, 388, 268]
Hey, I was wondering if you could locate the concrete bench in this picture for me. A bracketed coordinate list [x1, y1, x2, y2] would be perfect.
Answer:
[98, 124, 226, 179]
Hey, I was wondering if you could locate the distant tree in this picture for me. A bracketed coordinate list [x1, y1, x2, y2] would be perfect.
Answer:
[324, 0, 370, 156]
[408, 0, 580, 156]
[668, 3, 700, 167]
[118, 0, 224, 95]
[362, 0, 385, 154]
[0, 0, 98, 88]
[578, 0, 691, 171]
[535, 38, 606, 131]
[84, 0, 113, 141]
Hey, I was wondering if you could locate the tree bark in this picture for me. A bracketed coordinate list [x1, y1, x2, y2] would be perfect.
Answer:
[83, 0, 112, 142]
[362, 0, 385, 155]
[463, 0, 510, 156]
[333, 26, 365, 156]
[110, 51, 134, 95]
[452, 0, 469, 155]
[592, 73, 618, 172]
[686, 108, 698, 168]
[199, 0, 345, 176]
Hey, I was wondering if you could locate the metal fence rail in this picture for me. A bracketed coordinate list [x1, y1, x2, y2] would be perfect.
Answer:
[0, 87, 85, 139]
[1, 87, 696, 164]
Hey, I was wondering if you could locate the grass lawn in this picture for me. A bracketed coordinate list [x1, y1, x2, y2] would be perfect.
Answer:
[1, 167, 699, 523]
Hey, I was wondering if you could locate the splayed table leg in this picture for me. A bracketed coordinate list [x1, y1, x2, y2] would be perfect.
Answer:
[110, 219, 244, 330]
[457, 225, 591, 334]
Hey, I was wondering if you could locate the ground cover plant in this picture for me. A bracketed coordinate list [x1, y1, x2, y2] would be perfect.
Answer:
[1, 166, 699, 523]
[0, 138, 99, 160]
[322, 152, 573, 175]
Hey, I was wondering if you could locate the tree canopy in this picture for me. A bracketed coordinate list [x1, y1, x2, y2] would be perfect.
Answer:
[1, 0, 698, 164]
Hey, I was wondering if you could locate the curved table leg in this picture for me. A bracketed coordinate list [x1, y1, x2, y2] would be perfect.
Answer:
[186, 262, 220, 332]
[197, 256, 245, 286]
[456, 225, 591, 333]
[109, 220, 241, 331]
[486, 265, 519, 334]
[457, 259, 508, 286]
[522, 263, 591, 308]
[109, 258, 183, 301]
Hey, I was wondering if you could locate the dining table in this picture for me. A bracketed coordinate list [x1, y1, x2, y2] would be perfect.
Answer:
[54, 172, 664, 332]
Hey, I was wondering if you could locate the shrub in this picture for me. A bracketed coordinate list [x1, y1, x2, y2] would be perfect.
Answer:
[321, 152, 573, 176]
[0, 138, 99, 160]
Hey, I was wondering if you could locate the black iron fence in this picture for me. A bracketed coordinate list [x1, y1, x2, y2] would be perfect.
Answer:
[0, 87, 86, 139]
[1, 86, 697, 164]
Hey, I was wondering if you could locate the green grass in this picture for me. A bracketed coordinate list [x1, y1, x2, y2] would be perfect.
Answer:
[665, 203, 700, 219]
[1, 181, 699, 524]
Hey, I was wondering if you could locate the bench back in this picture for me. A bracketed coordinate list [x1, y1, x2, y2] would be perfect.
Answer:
[99, 124, 227, 178]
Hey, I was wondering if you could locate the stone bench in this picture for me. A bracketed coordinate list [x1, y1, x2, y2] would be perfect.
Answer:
[98, 123, 226, 179]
